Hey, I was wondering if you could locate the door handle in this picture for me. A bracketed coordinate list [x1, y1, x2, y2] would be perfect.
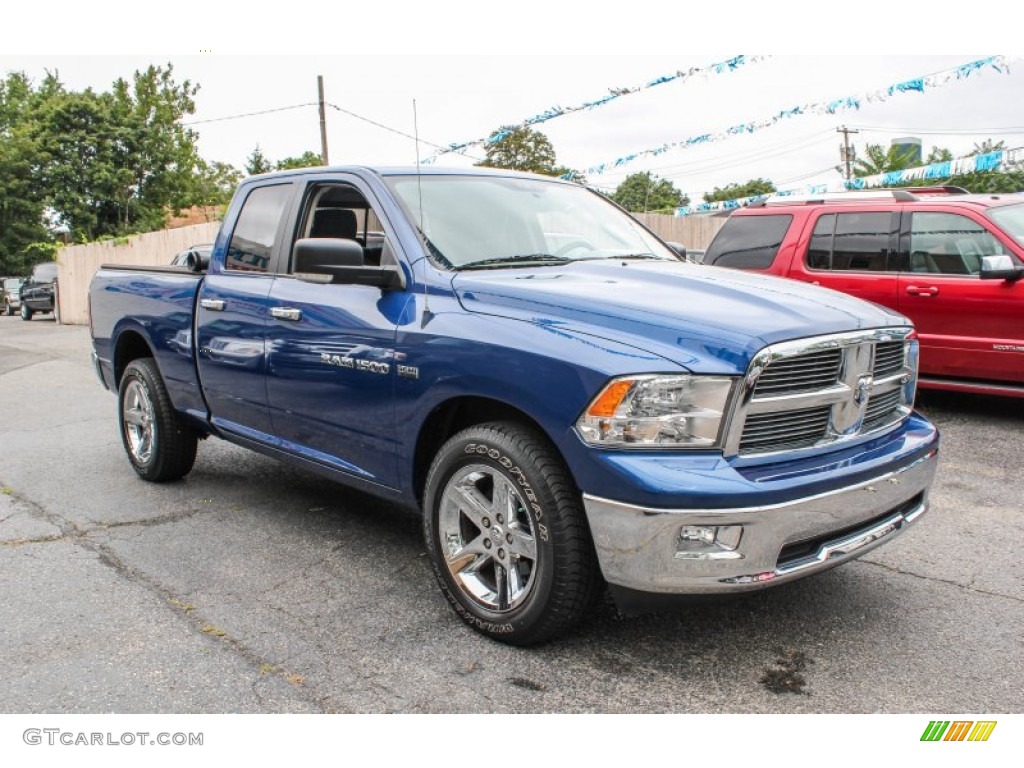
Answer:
[200, 298, 226, 311]
[905, 285, 939, 297]
[270, 307, 303, 321]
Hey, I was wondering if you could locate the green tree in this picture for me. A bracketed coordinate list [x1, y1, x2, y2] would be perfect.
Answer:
[192, 159, 242, 208]
[703, 178, 775, 203]
[0, 71, 51, 274]
[853, 143, 919, 177]
[275, 150, 323, 171]
[0, 65, 245, 270]
[611, 172, 688, 212]
[32, 64, 203, 240]
[245, 145, 273, 175]
[968, 139, 1006, 157]
[474, 125, 581, 179]
[926, 146, 954, 164]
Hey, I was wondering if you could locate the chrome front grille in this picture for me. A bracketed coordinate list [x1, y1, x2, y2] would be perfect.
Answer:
[729, 328, 916, 457]
[752, 349, 842, 396]
[739, 406, 832, 453]
[862, 389, 902, 431]
[873, 341, 905, 378]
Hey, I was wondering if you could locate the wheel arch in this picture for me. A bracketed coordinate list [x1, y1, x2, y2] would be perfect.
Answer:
[113, 329, 156, 389]
[412, 395, 567, 506]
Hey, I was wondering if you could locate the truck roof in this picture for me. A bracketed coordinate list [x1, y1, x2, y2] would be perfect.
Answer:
[242, 165, 570, 184]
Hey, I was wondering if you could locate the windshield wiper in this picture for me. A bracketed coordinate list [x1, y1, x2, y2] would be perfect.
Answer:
[600, 252, 665, 260]
[457, 254, 572, 271]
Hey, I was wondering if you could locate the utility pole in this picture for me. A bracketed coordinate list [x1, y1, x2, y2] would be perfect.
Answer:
[837, 125, 859, 181]
[318, 75, 329, 165]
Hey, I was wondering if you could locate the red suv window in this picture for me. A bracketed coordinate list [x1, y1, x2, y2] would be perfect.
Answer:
[704, 214, 792, 269]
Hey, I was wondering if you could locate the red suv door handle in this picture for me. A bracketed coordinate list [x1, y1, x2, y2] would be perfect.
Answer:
[905, 285, 939, 297]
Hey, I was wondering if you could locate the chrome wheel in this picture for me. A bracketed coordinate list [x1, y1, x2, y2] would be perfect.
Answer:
[122, 379, 155, 464]
[438, 464, 539, 612]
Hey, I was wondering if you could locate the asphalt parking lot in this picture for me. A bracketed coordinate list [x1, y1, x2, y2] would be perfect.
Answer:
[1, 315, 1022, 713]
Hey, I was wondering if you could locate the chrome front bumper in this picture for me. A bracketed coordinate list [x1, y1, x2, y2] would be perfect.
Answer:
[582, 449, 938, 594]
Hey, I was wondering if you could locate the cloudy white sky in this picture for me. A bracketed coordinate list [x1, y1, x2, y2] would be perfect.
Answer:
[3, 6, 1023, 205]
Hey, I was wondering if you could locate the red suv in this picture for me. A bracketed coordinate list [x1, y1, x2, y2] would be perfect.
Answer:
[704, 187, 1024, 398]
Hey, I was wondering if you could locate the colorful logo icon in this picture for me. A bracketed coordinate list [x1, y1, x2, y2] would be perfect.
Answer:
[921, 721, 997, 742]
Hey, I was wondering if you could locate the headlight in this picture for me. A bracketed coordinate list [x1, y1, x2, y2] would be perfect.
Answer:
[576, 375, 734, 448]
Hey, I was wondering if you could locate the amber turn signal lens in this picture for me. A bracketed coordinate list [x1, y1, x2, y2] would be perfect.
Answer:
[586, 380, 634, 418]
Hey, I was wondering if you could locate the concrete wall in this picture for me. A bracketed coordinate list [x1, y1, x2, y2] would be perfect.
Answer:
[56, 222, 221, 325]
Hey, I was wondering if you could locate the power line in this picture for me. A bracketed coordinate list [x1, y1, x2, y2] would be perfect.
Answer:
[850, 124, 1024, 136]
[590, 130, 835, 182]
[593, 133, 836, 188]
[326, 103, 484, 161]
[181, 102, 316, 126]
[775, 166, 839, 186]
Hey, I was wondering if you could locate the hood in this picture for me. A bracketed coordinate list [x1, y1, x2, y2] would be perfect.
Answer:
[452, 260, 909, 375]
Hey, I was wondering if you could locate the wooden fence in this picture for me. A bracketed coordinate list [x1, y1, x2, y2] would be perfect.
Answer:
[55, 213, 725, 326]
[56, 222, 221, 325]
[633, 213, 726, 250]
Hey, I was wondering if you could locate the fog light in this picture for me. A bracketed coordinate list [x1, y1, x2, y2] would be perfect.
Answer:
[675, 525, 744, 560]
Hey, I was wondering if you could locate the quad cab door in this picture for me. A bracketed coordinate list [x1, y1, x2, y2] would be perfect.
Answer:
[896, 208, 1024, 384]
[786, 208, 901, 312]
[264, 175, 412, 488]
[196, 181, 296, 439]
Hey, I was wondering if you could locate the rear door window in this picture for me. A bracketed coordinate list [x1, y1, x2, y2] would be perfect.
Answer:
[806, 212, 894, 272]
[704, 214, 793, 269]
[226, 184, 293, 273]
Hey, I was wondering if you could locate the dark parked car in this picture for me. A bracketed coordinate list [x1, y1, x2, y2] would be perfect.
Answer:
[20, 262, 58, 321]
[2, 277, 24, 315]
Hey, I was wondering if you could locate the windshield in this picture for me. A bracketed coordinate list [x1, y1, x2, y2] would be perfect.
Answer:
[384, 174, 677, 269]
[989, 202, 1024, 245]
[4, 278, 23, 290]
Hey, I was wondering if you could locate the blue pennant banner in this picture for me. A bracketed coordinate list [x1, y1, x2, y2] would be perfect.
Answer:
[674, 148, 1022, 216]
[424, 55, 768, 162]
[579, 56, 1012, 178]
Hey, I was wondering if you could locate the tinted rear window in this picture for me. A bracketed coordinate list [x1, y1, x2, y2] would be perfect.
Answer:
[31, 262, 58, 282]
[705, 215, 792, 269]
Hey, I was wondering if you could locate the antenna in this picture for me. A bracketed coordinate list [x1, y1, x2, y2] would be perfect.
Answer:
[413, 99, 433, 326]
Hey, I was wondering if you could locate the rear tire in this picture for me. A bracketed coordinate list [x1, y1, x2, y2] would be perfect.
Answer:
[423, 421, 602, 645]
[118, 357, 197, 482]
[20, 304, 32, 321]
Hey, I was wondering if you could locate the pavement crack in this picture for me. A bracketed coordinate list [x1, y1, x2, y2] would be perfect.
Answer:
[0, 482, 83, 538]
[3, 534, 80, 548]
[91, 506, 216, 531]
[0, 480, 330, 712]
[859, 558, 1024, 604]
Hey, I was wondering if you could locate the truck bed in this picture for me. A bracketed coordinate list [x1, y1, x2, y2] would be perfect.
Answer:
[90, 265, 207, 424]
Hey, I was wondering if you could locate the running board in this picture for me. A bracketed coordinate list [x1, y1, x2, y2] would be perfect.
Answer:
[919, 376, 1024, 397]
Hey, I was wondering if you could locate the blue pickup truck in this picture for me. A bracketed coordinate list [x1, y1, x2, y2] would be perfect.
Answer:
[89, 166, 939, 644]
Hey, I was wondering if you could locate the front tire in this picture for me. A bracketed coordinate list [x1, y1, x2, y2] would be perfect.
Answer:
[3, 301, 12, 316]
[423, 422, 602, 645]
[20, 304, 32, 321]
[118, 357, 198, 482]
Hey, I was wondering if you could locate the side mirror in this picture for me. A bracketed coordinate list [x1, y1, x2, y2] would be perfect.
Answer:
[979, 254, 1024, 282]
[666, 241, 687, 260]
[185, 249, 210, 273]
[293, 238, 406, 290]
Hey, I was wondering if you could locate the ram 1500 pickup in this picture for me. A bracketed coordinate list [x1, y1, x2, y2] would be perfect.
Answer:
[89, 166, 940, 644]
